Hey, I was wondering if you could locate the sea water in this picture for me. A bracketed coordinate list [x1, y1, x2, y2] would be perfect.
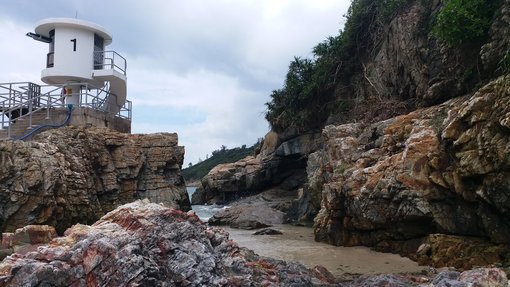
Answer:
[187, 186, 228, 222]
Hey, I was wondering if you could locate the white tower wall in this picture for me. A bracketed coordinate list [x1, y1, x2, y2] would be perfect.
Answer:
[52, 27, 94, 81]
[35, 18, 113, 88]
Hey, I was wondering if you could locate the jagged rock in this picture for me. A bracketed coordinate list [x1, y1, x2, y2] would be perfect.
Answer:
[0, 200, 338, 286]
[0, 126, 189, 234]
[313, 75, 510, 268]
[198, 155, 267, 204]
[481, 0, 510, 73]
[208, 204, 281, 229]
[0, 225, 57, 260]
[347, 268, 509, 287]
[344, 0, 510, 119]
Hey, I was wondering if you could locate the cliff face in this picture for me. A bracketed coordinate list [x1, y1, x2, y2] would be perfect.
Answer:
[0, 126, 189, 234]
[335, 0, 510, 123]
[312, 75, 510, 267]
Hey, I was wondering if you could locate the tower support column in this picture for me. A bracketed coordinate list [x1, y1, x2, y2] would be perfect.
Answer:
[64, 84, 80, 106]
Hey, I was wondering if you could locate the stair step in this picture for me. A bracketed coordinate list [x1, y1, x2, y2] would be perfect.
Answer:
[0, 109, 64, 139]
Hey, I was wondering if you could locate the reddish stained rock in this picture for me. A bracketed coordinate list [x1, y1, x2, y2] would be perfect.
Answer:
[0, 200, 339, 286]
[0, 225, 57, 260]
[12, 225, 57, 245]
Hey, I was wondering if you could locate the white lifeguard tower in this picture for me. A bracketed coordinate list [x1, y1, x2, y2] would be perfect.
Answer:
[0, 18, 131, 140]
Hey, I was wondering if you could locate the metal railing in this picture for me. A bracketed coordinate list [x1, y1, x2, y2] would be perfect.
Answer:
[93, 50, 127, 75]
[0, 81, 132, 139]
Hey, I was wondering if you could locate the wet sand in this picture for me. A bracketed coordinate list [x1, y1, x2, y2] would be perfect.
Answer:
[224, 224, 425, 277]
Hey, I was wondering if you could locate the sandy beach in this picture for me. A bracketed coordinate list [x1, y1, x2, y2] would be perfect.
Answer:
[224, 224, 426, 277]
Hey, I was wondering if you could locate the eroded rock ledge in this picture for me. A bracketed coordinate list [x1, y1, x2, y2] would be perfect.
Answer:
[0, 126, 189, 234]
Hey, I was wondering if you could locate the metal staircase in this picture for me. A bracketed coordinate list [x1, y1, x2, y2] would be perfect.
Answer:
[0, 81, 131, 140]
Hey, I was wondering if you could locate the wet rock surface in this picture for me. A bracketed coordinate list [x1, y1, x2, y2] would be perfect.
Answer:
[0, 126, 189, 234]
[0, 200, 339, 286]
[253, 228, 283, 236]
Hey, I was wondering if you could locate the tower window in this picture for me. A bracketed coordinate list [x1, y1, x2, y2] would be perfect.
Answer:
[47, 29, 55, 68]
[94, 34, 104, 70]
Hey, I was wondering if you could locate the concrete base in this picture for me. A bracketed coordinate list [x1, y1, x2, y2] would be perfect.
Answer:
[54, 107, 131, 133]
[0, 107, 130, 140]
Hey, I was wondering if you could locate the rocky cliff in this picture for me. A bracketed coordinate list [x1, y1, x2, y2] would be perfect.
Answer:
[201, 76, 510, 269]
[0, 126, 189, 234]
[312, 75, 510, 268]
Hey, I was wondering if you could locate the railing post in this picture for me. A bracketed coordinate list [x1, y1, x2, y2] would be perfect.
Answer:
[28, 84, 33, 129]
[7, 118, 10, 139]
[0, 102, 2, 129]
[46, 88, 51, 119]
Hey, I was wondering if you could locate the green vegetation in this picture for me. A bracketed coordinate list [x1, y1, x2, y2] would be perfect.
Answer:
[265, 0, 502, 132]
[379, 0, 410, 20]
[182, 143, 257, 182]
[265, 0, 411, 132]
[432, 0, 499, 45]
[498, 50, 510, 74]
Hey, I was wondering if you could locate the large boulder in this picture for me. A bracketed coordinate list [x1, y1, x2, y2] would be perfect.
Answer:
[197, 156, 268, 204]
[0, 200, 337, 286]
[313, 75, 510, 268]
[0, 126, 189, 234]
[195, 132, 322, 206]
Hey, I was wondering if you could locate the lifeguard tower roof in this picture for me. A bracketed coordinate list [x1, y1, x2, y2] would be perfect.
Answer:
[35, 18, 112, 45]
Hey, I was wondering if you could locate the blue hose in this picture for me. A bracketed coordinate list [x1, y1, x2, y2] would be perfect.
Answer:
[16, 104, 73, 141]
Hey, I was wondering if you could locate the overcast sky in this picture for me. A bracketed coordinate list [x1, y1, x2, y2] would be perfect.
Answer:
[0, 0, 350, 165]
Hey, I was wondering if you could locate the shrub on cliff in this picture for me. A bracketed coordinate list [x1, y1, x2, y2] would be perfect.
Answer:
[432, 0, 500, 45]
